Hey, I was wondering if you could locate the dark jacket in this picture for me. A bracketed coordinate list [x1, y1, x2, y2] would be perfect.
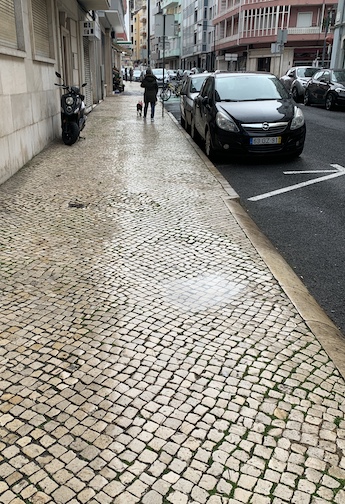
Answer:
[141, 74, 158, 103]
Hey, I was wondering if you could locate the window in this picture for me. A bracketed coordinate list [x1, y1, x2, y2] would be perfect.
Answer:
[0, 0, 16, 48]
[31, 0, 53, 59]
[0, 0, 24, 51]
[297, 12, 312, 28]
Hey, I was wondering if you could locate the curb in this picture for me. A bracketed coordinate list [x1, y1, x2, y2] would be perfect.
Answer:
[227, 199, 345, 380]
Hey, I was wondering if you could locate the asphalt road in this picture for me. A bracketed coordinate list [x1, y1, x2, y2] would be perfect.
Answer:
[165, 97, 345, 336]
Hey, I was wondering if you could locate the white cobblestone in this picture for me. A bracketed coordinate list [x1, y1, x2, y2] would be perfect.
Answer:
[0, 90, 344, 504]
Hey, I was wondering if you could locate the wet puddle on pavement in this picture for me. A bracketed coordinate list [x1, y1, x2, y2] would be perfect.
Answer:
[162, 273, 247, 311]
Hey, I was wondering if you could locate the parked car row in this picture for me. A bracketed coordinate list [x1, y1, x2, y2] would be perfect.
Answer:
[304, 69, 345, 110]
[129, 68, 180, 85]
[280, 66, 345, 110]
[180, 71, 306, 160]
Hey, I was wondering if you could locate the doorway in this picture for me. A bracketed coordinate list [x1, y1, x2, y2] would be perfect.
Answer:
[257, 57, 271, 72]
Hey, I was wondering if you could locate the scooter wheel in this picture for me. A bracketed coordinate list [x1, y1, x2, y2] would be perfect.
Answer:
[62, 122, 80, 145]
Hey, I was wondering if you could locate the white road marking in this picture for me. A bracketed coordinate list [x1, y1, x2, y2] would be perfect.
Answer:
[284, 170, 337, 174]
[248, 164, 345, 202]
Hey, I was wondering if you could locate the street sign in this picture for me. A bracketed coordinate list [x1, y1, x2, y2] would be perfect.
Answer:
[158, 42, 170, 50]
[225, 53, 238, 61]
[271, 43, 283, 54]
[277, 29, 288, 44]
[155, 14, 175, 37]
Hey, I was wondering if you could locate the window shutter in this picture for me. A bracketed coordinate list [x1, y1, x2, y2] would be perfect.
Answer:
[0, 0, 17, 49]
[32, 0, 51, 57]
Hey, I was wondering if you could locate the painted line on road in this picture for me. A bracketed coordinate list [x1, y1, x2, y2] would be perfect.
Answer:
[284, 170, 337, 174]
[248, 164, 345, 202]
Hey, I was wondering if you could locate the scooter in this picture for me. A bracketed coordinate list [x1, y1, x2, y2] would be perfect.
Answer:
[55, 71, 87, 145]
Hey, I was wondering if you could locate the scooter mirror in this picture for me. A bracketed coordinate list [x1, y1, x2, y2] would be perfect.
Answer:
[82, 83, 87, 88]
[55, 71, 62, 78]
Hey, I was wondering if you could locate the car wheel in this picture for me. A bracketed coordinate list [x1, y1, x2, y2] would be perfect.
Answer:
[304, 90, 310, 106]
[205, 129, 216, 159]
[291, 87, 300, 102]
[325, 93, 335, 111]
[191, 117, 198, 140]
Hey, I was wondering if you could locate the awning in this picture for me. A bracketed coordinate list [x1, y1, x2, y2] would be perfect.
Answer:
[98, 9, 125, 33]
[79, 0, 110, 10]
[113, 42, 132, 55]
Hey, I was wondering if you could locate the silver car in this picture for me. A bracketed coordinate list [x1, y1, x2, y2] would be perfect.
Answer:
[180, 73, 212, 132]
[152, 68, 169, 87]
[280, 66, 320, 102]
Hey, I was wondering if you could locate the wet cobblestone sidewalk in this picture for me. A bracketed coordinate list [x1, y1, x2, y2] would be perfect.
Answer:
[0, 85, 345, 504]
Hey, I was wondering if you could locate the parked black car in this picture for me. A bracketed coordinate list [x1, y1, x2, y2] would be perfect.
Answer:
[280, 66, 320, 102]
[304, 69, 345, 110]
[191, 72, 306, 159]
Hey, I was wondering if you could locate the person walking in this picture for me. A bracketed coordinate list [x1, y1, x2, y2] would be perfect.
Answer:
[140, 68, 158, 121]
[129, 67, 133, 82]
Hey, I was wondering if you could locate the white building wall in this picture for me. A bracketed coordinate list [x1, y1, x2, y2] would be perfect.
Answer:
[0, 1, 61, 185]
[0, 0, 107, 186]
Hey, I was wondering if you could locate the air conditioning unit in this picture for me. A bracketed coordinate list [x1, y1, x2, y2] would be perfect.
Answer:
[82, 21, 101, 40]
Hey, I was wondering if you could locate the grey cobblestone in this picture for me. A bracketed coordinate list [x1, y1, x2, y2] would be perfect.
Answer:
[0, 87, 344, 503]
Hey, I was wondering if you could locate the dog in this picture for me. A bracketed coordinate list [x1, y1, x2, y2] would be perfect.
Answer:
[136, 101, 143, 116]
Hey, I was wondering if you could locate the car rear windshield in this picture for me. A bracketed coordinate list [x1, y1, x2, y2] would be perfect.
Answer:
[296, 67, 319, 78]
[332, 70, 345, 83]
[215, 75, 290, 101]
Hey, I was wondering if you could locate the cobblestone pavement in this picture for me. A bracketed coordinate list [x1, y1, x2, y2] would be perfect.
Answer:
[0, 83, 345, 504]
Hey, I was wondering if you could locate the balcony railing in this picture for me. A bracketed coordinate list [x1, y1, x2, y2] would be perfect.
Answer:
[164, 47, 180, 57]
[219, 25, 324, 42]
[288, 27, 322, 35]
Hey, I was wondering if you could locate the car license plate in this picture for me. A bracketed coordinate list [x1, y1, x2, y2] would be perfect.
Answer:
[250, 137, 282, 145]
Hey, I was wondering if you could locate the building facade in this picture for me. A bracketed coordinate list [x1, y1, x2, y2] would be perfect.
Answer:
[212, 0, 337, 75]
[331, 0, 345, 67]
[155, 0, 182, 69]
[181, 0, 216, 71]
[132, 4, 148, 64]
[0, 0, 127, 186]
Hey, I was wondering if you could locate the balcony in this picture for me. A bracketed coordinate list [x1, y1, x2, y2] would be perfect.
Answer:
[165, 47, 180, 57]
[160, 0, 179, 9]
[98, 0, 126, 33]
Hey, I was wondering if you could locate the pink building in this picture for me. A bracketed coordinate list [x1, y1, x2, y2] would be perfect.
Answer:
[213, 0, 337, 76]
